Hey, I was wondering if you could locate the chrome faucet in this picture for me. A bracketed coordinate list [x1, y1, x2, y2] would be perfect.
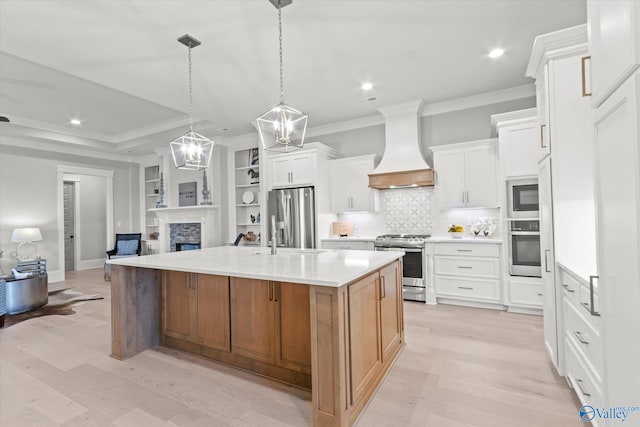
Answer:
[271, 215, 277, 255]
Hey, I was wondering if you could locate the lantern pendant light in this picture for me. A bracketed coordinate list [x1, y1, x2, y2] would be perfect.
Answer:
[256, 0, 308, 153]
[170, 34, 213, 170]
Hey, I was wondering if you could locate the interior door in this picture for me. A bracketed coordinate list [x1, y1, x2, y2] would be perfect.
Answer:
[63, 181, 75, 271]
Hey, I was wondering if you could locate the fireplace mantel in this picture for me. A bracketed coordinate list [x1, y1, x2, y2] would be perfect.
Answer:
[149, 206, 220, 253]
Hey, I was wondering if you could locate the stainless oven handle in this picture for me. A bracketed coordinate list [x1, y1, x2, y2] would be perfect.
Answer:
[509, 231, 541, 236]
[374, 247, 423, 253]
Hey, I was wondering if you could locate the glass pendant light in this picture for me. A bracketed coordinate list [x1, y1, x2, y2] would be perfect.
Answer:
[170, 34, 213, 170]
[256, 0, 308, 153]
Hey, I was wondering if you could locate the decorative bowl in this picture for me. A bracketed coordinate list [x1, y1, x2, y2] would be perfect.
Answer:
[448, 232, 463, 239]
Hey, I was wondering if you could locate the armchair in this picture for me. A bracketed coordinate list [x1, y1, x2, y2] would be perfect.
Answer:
[104, 233, 142, 281]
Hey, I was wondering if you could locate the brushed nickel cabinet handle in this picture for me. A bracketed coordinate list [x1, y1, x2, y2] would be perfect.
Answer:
[457, 249, 472, 252]
[274, 283, 279, 302]
[457, 266, 473, 269]
[576, 379, 591, 397]
[537, 293, 543, 296]
[589, 275, 600, 316]
[562, 283, 575, 293]
[574, 331, 589, 345]
[381, 276, 386, 299]
[540, 124, 547, 148]
[544, 250, 551, 273]
[268, 282, 273, 301]
[458, 286, 474, 290]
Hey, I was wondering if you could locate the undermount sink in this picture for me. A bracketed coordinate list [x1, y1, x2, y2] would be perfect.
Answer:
[253, 248, 327, 255]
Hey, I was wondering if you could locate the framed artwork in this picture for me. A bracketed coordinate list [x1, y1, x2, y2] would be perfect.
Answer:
[178, 182, 197, 206]
[248, 148, 259, 166]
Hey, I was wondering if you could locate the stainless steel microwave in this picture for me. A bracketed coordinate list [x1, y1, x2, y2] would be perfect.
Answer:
[508, 178, 539, 218]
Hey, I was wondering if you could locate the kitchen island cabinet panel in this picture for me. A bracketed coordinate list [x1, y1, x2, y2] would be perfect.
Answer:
[276, 281, 312, 374]
[379, 261, 402, 364]
[348, 272, 382, 405]
[194, 274, 230, 351]
[162, 271, 191, 339]
[230, 277, 275, 364]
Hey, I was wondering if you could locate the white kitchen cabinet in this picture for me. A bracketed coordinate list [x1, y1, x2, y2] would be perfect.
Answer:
[329, 155, 379, 213]
[538, 155, 559, 371]
[431, 139, 498, 209]
[321, 240, 374, 251]
[492, 109, 539, 178]
[587, 0, 640, 106]
[507, 277, 543, 313]
[433, 241, 502, 307]
[269, 153, 314, 188]
[592, 70, 640, 416]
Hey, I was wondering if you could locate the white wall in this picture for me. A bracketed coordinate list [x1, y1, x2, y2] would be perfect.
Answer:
[78, 175, 107, 263]
[0, 143, 139, 281]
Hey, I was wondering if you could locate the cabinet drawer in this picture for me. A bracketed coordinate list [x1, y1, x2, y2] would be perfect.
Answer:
[321, 241, 374, 251]
[435, 276, 500, 302]
[558, 266, 581, 307]
[558, 266, 601, 330]
[563, 297, 603, 381]
[434, 256, 499, 279]
[509, 279, 543, 308]
[434, 242, 500, 258]
[565, 336, 603, 410]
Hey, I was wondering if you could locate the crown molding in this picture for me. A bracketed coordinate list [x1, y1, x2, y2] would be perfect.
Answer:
[422, 85, 536, 117]
[490, 107, 537, 136]
[0, 135, 134, 163]
[525, 23, 588, 78]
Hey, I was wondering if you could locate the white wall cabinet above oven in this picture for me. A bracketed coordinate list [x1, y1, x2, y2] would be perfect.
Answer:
[491, 109, 539, 178]
[269, 153, 315, 188]
[328, 155, 379, 213]
[430, 139, 499, 209]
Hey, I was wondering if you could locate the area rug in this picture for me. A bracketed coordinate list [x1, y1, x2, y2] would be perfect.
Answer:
[1, 288, 103, 329]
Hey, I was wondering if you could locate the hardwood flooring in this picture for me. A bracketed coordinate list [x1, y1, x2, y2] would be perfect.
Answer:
[0, 268, 582, 426]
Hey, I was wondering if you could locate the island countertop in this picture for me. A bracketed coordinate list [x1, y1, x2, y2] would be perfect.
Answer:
[107, 246, 403, 287]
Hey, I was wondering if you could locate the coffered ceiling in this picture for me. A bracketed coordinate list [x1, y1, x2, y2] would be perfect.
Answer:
[0, 0, 586, 157]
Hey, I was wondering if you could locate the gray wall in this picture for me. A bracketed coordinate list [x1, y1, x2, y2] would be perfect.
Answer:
[315, 97, 536, 165]
[78, 175, 107, 261]
[0, 143, 139, 278]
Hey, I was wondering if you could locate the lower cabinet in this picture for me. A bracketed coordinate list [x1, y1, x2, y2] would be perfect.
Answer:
[348, 260, 403, 405]
[507, 276, 543, 312]
[230, 277, 311, 374]
[162, 271, 230, 352]
[321, 240, 375, 251]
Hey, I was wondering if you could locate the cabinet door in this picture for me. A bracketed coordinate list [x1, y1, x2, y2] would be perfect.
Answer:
[588, 0, 640, 104]
[538, 156, 559, 370]
[538, 64, 552, 161]
[329, 163, 350, 212]
[230, 277, 275, 363]
[501, 122, 539, 178]
[289, 154, 314, 186]
[465, 144, 498, 207]
[348, 272, 382, 405]
[276, 282, 311, 374]
[435, 149, 466, 209]
[270, 157, 292, 188]
[162, 271, 192, 340]
[593, 74, 640, 409]
[349, 161, 375, 211]
[379, 262, 402, 363]
[194, 274, 230, 352]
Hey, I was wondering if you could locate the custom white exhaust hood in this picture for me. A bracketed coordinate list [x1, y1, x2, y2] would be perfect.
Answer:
[368, 100, 434, 189]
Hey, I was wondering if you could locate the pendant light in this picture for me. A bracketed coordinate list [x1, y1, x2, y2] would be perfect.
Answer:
[170, 34, 213, 170]
[256, 0, 308, 153]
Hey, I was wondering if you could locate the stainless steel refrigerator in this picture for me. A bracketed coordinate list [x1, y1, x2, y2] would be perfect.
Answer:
[267, 187, 316, 248]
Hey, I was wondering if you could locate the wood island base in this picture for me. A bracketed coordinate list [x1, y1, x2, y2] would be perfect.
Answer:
[110, 259, 404, 427]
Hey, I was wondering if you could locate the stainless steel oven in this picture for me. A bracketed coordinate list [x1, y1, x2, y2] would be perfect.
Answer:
[508, 178, 539, 218]
[508, 220, 541, 277]
[374, 234, 429, 303]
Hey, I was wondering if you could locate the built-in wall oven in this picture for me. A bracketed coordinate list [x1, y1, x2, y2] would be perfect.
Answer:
[508, 220, 541, 277]
[374, 234, 429, 302]
[508, 178, 539, 218]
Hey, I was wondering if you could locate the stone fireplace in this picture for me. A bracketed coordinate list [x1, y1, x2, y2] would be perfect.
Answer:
[149, 206, 220, 254]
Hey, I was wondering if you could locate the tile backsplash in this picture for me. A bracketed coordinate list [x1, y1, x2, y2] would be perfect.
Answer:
[382, 187, 434, 235]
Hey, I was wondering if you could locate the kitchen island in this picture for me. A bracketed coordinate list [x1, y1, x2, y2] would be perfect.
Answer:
[107, 246, 404, 427]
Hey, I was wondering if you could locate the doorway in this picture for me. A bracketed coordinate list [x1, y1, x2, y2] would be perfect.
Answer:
[63, 181, 76, 271]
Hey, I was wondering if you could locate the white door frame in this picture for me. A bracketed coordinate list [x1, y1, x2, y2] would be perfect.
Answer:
[56, 165, 114, 282]
[63, 179, 80, 271]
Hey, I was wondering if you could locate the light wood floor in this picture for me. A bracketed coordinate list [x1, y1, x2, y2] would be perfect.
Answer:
[0, 268, 582, 426]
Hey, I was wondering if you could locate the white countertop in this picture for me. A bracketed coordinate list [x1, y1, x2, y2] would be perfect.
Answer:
[107, 246, 403, 287]
[426, 236, 502, 244]
[321, 236, 377, 242]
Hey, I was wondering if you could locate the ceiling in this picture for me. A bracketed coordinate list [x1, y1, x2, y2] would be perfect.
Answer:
[0, 0, 586, 157]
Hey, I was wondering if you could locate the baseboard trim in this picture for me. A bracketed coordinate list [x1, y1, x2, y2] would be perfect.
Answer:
[48, 270, 64, 283]
[77, 259, 106, 270]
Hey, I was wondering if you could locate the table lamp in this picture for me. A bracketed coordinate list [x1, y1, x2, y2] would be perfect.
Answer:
[11, 227, 43, 261]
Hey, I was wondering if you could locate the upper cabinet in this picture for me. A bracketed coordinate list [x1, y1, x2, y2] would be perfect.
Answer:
[431, 139, 499, 209]
[587, 0, 640, 106]
[329, 155, 379, 213]
[491, 109, 539, 178]
[270, 153, 315, 188]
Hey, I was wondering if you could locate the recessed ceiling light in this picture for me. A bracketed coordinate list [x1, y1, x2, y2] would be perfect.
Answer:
[489, 48, 504, 59]
[361, 82, 374, 91]
[69, 118, 82, 126]
[217, 127, 231, 133]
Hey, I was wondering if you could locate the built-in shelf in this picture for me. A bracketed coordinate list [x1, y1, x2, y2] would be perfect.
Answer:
[236, 183, 260, 188]
[235, 164, 260, 171]
[236, 203, 260, 207]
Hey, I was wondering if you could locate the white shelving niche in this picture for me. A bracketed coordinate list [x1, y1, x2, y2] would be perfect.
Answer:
[234, 148, 262, 246]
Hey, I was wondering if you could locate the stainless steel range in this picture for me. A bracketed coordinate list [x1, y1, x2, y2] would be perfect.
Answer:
[374, 234, 429, 302]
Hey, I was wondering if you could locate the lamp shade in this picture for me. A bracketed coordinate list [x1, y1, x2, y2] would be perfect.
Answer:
[11, 228, 43, 243]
